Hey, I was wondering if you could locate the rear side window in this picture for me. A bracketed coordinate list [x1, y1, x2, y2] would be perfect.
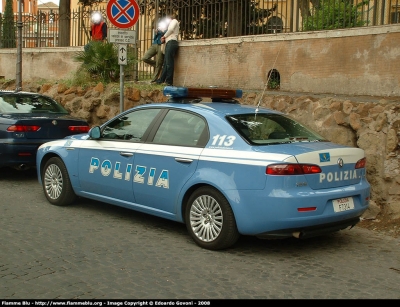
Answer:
[227, 113, 326, 144]
[0, 94, 68, 114]
[153, 109, 207, 147]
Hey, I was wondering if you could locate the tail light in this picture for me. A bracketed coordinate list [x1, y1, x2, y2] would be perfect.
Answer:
[68, 125, 90, 133]
[266, 164, 322, 175]
[355, 158, 366, 169]
[7, 125, 41, 132]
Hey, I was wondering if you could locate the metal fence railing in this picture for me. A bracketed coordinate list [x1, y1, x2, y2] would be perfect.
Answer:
[1, 0, 399, 79]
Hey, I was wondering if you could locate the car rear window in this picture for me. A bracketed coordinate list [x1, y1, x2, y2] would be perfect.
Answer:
[0, 94, 68, 114]
[226, 113, 327, 145]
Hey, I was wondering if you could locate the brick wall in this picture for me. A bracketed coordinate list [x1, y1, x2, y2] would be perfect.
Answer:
[0, 24, 399, 97]
[175, 24, 400, 97]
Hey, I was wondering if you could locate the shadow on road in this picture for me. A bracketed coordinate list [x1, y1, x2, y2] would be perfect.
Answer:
[0, 166, 37, 180]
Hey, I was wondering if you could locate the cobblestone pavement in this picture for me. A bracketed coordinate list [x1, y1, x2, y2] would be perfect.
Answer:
[1, 167, 399, 300]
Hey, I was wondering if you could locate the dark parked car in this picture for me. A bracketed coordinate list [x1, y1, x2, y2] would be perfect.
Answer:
[0, 90, 90, 170]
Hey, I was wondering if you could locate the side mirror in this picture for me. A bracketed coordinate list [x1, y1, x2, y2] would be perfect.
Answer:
[89, 126, 101, 139]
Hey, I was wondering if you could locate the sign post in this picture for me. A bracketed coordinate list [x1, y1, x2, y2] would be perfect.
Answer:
[106, 0, 140, 113]
[118, 44, 128, 110]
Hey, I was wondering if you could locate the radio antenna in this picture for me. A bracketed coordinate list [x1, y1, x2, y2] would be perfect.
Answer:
[256, 37, 285, 112]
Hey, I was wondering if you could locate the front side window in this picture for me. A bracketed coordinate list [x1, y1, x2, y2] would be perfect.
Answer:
[101, 108, 161, 141]
[153, 109, 207, 147]
[227, 113, 327, 145]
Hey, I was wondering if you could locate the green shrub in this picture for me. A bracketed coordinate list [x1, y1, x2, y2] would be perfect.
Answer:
[303, 0, 370, 31]
[74, 41, 137, 84]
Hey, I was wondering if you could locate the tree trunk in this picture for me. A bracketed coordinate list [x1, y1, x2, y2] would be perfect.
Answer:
[58, 0, 71, 47]
[299, 0, 321, 18]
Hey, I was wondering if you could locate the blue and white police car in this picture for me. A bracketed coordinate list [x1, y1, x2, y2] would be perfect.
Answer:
[36, 86, 370, 250]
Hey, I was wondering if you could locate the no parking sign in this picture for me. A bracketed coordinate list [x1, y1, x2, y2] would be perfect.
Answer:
[106, 0, 140, 113]
[106, 0, 140, 29]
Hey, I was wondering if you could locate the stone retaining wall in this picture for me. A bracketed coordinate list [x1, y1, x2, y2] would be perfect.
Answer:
[2, 80, 399, 220]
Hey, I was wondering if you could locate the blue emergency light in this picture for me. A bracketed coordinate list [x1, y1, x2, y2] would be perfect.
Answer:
[163, 86, 243, 99]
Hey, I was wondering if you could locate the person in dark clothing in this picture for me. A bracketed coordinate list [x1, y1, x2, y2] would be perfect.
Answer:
[156, 14, 179, 86]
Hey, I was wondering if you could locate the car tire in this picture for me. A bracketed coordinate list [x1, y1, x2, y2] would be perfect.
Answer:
[42, 157, 76, 206]
[185, 186, 240, 250]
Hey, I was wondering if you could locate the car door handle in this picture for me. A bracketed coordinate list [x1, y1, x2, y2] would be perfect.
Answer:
[120, 152, 134, 157]
[175, 158, 193, 163]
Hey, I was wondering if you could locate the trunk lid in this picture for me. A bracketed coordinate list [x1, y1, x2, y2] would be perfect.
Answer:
[259, 142, 366, 190]
[12, 114, 88, 139]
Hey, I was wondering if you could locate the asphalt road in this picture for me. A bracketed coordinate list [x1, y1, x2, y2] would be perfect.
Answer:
[1, 167, 399, 300]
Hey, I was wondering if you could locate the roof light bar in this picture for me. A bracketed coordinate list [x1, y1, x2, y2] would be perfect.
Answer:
[163, 86, 243, 99]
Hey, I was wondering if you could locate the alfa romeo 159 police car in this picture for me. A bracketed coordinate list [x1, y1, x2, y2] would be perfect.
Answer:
[36, 86, 370, 250]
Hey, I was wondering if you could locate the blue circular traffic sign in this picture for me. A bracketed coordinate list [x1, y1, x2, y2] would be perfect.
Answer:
[106, 0, 140, 29]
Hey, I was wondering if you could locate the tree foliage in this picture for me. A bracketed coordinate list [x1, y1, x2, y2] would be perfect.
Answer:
[302, 0, 370, 31]
[1, 0, 16, 48]
[78, 0, 104, 7]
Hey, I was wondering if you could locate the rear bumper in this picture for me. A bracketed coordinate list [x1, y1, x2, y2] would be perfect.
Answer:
[0, 143, 39, 167]
[256, 217, 361, 239]
[224, 182, 370, 236]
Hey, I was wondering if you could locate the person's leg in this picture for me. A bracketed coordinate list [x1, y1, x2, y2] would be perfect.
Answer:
[156, 42, 172, 83]
[151, 45, 164, 82]
[156, 65, 167, 83]
[84, 43, 93, 64]
[164, 41, 179, 85]
[142, 44, 157, 67]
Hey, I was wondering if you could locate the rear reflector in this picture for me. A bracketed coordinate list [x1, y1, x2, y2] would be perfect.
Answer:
[266, 164, 322, 175]
[18, 153, 32, 156]
[68, 126, 90, 133]
[7, 125, 41, 132]
[297, 207, 317, 212]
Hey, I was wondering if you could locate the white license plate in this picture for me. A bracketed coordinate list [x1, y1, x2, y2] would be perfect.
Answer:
[332, 197, 355, 213]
